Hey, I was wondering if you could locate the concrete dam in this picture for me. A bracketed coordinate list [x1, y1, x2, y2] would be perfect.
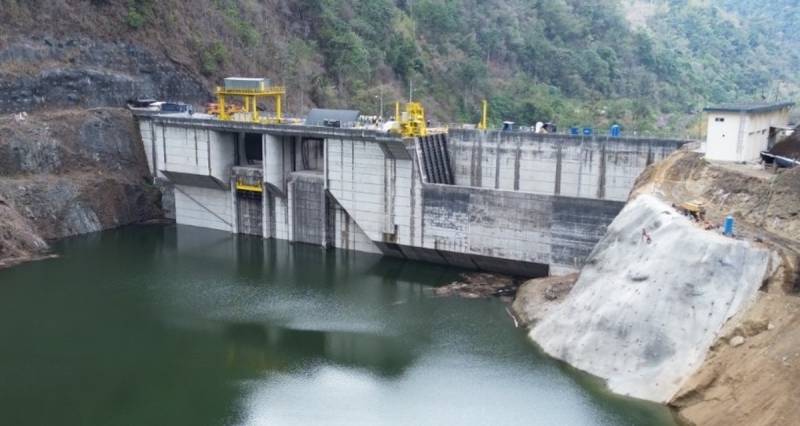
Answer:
[136, 114, 686, 275]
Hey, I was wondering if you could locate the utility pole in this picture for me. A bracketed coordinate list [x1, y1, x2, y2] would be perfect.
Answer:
[409, 79, 413, 103]
[375, 85, 384, 119]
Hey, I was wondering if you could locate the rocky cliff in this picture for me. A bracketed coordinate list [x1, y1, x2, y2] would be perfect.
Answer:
[0, 37, 208, 114]
[0, 108, 162, 267]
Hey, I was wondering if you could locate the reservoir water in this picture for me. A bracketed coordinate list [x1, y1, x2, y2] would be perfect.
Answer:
[0, 225, 675, 425]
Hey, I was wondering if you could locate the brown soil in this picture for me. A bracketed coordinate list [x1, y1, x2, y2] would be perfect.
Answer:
[510, 274, 579, 327]
[633, 149, 800, 426]
[770, 129, 800, 159]
[671, 288, 800, 426]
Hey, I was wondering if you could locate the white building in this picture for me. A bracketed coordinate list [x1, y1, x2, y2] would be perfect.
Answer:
[704, 102, 794, 162]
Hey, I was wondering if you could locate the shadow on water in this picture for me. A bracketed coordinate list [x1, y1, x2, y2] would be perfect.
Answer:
[223, 322, 414, 378]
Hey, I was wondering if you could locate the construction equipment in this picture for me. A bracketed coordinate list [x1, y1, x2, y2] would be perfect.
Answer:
[216, 77, 285, 123]
[235, 179, 263, 193]
[677, 199, 706, 220]
[393, 102, 428, 137]
[206, 102, 243, 116]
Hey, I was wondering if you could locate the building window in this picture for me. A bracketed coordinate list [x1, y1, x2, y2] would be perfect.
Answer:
[715, 117, 725, 122]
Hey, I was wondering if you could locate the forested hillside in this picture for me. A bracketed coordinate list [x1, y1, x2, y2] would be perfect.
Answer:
[0, 0, 797, 134]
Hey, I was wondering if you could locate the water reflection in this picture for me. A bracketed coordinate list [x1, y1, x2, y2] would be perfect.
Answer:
[223, 323, 414, 378]
[0, 225, 676, 426]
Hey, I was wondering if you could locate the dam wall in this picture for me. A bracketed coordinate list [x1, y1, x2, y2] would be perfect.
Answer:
[137, 115, 688, 275]
[447, 129, 685, 201]
[420, 185, 624, 274]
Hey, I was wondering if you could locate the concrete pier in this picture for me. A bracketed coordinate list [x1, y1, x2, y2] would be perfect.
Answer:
[137, 114, 687, 275]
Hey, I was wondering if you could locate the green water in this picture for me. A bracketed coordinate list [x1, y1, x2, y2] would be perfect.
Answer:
[0, 225, 675, 426]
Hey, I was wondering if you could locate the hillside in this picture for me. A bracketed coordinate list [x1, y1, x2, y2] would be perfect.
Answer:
[0, 108, 163, 266]
[0, 0, 797, 134]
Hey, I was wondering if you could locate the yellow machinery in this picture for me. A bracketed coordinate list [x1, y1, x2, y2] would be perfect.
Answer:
[478, 99, 488, 130]
[235, 179, 263, 193]
[206, 102, 243, 116]
[393, 102, 428, 137]
[216, 78, 285, 123]
[678, 199, 706, 219]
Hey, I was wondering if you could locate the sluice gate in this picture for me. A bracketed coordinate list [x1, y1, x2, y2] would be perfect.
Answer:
[417, 133, 453, 185]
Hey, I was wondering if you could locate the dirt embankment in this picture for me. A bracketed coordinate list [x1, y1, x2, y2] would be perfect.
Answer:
[632, 150, 800, 425]
[510, 274, 578, 327]
[0, 108, 163, 267]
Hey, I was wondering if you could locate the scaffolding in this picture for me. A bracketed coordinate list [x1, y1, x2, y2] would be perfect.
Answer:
[216, 79, 285, 123]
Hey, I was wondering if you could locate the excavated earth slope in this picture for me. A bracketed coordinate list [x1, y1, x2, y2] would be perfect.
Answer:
[521, 150, 799, 425]
[632, 151, 800, 426]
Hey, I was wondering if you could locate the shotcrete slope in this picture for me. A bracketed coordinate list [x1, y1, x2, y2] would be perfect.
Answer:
[530, 194, 770, 402]
[630, 151, 800, 426]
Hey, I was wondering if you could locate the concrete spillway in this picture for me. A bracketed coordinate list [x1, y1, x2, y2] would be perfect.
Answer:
[136, 114, 685, 275]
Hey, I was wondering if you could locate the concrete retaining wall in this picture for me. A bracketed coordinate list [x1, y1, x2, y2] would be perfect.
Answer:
[174, 185, 233, 232]
[326, 138, 392, 241]
[419, 184, 623, 275]
[331, 199, 381, 254]
[447, 129, 686, 201]
[140, 120, 235, 185]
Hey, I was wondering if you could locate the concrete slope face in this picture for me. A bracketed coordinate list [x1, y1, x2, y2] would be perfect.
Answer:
[530, 194, 770, 402]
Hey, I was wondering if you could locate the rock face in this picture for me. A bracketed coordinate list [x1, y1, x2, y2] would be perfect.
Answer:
[0, 37, 208, 114]
[0, 194, 47, 268]
[529, 195, 770, 402]
[0, 108, 162, 265]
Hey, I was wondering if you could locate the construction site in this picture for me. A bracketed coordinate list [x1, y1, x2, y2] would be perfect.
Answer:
[4, 0, 800, 424]
[1, 73, 799, 426]
[131, 80, 800, 425]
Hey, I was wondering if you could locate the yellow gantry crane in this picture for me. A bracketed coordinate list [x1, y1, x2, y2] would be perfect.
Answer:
[393, 101, 428, 137]
[216, 78, 285, 123]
